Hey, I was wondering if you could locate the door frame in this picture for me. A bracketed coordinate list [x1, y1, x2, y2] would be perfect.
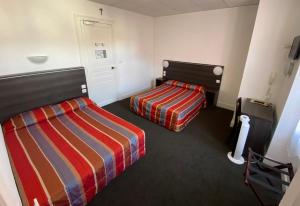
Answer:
[74, 14, 119, 105]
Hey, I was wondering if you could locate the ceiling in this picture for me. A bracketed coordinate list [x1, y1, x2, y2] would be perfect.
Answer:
[89, 0, 259, 17]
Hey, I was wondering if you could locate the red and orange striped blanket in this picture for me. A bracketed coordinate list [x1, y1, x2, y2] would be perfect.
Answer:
[130, 80, 206, 132]
[2, 97, 145, 206]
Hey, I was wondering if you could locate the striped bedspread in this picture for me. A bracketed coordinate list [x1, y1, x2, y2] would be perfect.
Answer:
[2, 97, 145, 206]
[130, 80, 206, 132]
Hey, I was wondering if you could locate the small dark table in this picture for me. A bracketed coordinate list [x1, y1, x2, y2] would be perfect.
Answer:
[155, 77, 164, 87]
[241, 98, 275, 157]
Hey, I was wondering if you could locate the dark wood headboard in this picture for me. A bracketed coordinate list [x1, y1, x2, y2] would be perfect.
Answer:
[162, 60, 224, 105]
[0, 67, 88, 123]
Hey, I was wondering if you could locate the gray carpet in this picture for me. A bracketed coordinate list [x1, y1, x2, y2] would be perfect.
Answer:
[88, 98, 261, 206]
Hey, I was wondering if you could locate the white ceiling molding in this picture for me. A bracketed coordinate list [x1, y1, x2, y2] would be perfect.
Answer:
[89, 0, 259, 17]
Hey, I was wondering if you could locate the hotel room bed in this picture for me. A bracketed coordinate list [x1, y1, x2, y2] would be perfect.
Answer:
[130, 80, 206, 132]
[2, 97, 145, 206]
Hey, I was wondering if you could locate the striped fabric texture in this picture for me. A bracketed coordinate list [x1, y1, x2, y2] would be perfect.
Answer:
[130, 81, 206, 132]
[2, 97, 145, 206]
[164, 80, 204, 92]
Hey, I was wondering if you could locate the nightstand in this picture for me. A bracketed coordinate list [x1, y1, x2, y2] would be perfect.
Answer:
[155, 78, 164, 87]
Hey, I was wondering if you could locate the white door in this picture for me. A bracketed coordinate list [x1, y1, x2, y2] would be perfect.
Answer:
[77, 18, 118, 106]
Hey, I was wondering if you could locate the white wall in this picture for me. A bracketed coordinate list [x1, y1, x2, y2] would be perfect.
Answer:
[0, 0, 154, 98]
[237, 0, 300, 164]
[0, 0, 154, 205]
[267, 64, 300, 164]
[238, 0, 300, 117]
[154, 6, 258, 110]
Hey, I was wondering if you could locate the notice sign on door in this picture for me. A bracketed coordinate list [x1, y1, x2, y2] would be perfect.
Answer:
[95, 49, 107, 59]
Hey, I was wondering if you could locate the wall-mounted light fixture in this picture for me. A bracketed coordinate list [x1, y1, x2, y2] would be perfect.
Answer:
[213, 66, 223, 76]
[162, 60, 169, 68]
[27, 55, 48, 64]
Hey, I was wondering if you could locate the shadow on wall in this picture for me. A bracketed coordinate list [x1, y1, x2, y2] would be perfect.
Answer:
[220, 8, 258, 108]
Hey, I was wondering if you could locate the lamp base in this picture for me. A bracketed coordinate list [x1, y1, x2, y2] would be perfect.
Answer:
[227, 152, 245, 165]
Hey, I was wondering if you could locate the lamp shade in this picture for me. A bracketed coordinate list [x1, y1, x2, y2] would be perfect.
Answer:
[213, 66, 223, 76]
[27, 55, 48, 64]
[162, 60, 169, 68]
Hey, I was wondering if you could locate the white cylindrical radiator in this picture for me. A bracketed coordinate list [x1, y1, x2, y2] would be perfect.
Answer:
[227, 115, 250, 165]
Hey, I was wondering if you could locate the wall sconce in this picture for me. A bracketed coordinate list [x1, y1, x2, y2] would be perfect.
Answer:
[27, 55, 48, 64]
[162, 60, 169, 68]
[213, 66, 223, 76]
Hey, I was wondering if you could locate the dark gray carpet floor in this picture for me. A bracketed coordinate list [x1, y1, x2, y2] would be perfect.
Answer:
[88, 98, 261, 206]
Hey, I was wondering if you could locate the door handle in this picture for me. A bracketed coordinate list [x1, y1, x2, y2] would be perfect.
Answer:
[111, 66, 115, 70]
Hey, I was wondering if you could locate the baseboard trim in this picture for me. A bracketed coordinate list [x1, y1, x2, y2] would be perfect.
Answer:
[97, 98, 116, 107]
[217, 101, 235, 111]
[118, 87, 151, 101]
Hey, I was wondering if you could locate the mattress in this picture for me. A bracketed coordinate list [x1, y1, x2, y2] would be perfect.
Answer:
[2, 97, 145, 206]
[130, 80, 206, 132]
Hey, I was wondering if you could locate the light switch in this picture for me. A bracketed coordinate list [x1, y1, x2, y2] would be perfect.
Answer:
[82, 89, 87, 93]
[216, 80, 221, 84]
[81, 84, 86, 89]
